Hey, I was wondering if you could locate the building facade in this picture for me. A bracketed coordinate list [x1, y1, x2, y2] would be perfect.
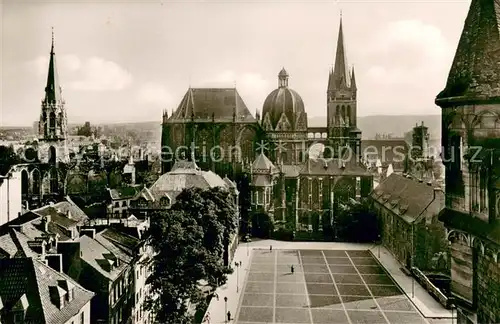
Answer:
[435, 0, 500, 322]
[160, 18, 371, 233]
[371, 173, 447, 272]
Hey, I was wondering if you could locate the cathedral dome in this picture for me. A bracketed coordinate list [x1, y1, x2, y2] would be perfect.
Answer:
[262, 68, 307, 131]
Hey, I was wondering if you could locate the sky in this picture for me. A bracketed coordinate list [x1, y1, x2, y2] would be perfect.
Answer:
[1, 0, 471, 127]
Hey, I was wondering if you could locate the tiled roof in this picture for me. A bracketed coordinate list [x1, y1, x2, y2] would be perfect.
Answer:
[0, 233, 18, 258]
[371, 173, 443, 223]
[0, 258, 94, 324]
[78, 235, 130, 280]
[34, 197, 89, 226]
[251, 153, 278, 174]
[170, 88, 256, 122]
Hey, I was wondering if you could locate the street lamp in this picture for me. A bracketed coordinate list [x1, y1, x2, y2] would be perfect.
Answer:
[235, 261, 241, 292]
[224, 297, 228, 324]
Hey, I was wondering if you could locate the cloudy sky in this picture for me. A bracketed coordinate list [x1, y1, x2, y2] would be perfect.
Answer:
[1, 0, 470, 126]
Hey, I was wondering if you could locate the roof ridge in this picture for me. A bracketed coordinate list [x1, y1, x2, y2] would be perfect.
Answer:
[27, 257, 48, 324]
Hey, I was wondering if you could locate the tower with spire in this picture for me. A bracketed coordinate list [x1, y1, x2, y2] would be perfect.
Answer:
[38, 28, 69, 164]
[326, 16, 361, 160]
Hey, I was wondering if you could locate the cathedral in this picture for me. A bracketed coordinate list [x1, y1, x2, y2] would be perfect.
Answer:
[161, 18, 373, 232]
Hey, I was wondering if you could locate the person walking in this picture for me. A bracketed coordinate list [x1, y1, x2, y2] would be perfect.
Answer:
[270, 245, 273, 252]
[227, 311, 232, 322]
[291, 265, 294, 274]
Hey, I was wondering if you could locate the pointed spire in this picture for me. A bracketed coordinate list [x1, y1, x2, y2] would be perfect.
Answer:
[436, 0, 500, 103]
[44, 27, 63, 104]
[329, 15, 350, 91]
[350, 66, 357, 90]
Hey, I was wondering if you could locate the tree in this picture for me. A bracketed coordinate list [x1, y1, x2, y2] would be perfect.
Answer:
[252, 212, 274, 238]
[0, 145, 21, 175]
[77, 121, 92, 137]
[145, 187, 238, 324]
[336, 198, 379, 242]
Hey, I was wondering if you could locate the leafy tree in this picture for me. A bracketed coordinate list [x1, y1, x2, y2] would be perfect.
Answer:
[0, 145, 21, 175]
[252, 212, 274, 238]
[336, 198, 379, 242]
[145, 187, 237, 324]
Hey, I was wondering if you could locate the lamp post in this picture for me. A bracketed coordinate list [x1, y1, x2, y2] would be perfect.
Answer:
[224, 297, 228, 324]
[235, 261, 241, 292]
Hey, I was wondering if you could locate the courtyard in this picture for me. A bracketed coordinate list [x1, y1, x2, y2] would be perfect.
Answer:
[234, 249, 430, 324]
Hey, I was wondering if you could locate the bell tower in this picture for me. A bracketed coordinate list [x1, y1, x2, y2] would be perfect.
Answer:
[38, 28, 69, 164]
[326, 16, 361, 160]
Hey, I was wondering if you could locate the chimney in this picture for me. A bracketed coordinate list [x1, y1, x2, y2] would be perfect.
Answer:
[45, 254, 63, 273]
[42, 215, 51, 232]
[80, 228, 96, 239]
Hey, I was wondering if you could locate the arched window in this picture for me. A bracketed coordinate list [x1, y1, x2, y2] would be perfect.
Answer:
[21, 170, 29, 197]
[32, 169, 41, 196]
[49, 112, 56, 132]
[49, 146, 57, 164]
[49, 168, 58, 193]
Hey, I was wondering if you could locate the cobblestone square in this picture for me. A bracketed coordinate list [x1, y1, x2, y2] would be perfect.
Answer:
[235, 249, 431, 323]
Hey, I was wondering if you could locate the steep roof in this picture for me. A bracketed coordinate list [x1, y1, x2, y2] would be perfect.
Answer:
[77, 235, 129, 281]
[299, 157, 370, 176]
[251, 153, 278, 174]
[371, 173, 443, 223]
[43, 29, 64, 105]
[436, 0, 500, 104]
[0, 258, 93, 324]
[170, 88, 257, 122]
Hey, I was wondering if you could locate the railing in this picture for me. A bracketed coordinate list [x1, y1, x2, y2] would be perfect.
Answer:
[412, 267, 451, 308]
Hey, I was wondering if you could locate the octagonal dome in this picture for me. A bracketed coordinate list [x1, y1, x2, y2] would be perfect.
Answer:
[262, 68, 307, 131]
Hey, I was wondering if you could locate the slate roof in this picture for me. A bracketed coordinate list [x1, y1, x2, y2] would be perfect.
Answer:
[148, 160, 229, 203]
[0, 258, 94, 324]
[251, 153, 278, 174]
[77, 235, 129, 281]
[34, 197, 89, 226]
[371, 173, 443, 223]
[299, 158, 370, 176]
[361, 139, 408, 172]
[170, 88, 257, 122]
[436, 0, 500, 103]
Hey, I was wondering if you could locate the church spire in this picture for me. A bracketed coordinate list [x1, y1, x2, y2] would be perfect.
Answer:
[44, 27, 63, 105]
[351, 66, 357, 91]
[329, 16, 350, 91]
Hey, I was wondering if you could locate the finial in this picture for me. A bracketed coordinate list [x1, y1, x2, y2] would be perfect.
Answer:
[340, 10, 342, 18]
[234, 80, 237, 88]
[51, 26, 55, 52]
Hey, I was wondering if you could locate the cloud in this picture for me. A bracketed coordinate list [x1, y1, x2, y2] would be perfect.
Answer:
[365, 20, 453, 84]
[26, 55, 132, 91]
[360, 19, 454, 114]
[137, 82, 173, 106]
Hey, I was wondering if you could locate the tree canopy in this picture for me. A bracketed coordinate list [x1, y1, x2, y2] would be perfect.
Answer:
[0, 145, 21, 175]
[145, 186, 238, 324]
[336, 198, 380, 243]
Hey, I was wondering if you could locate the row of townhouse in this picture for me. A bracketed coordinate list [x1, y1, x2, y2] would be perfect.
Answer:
[0, 197, 154, 324]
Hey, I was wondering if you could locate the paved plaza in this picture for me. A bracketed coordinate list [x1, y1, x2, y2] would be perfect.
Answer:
[234, 249, 430, 324]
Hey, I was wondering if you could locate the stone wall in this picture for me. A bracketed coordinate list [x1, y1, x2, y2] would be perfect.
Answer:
[477, 245, 500, 324]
